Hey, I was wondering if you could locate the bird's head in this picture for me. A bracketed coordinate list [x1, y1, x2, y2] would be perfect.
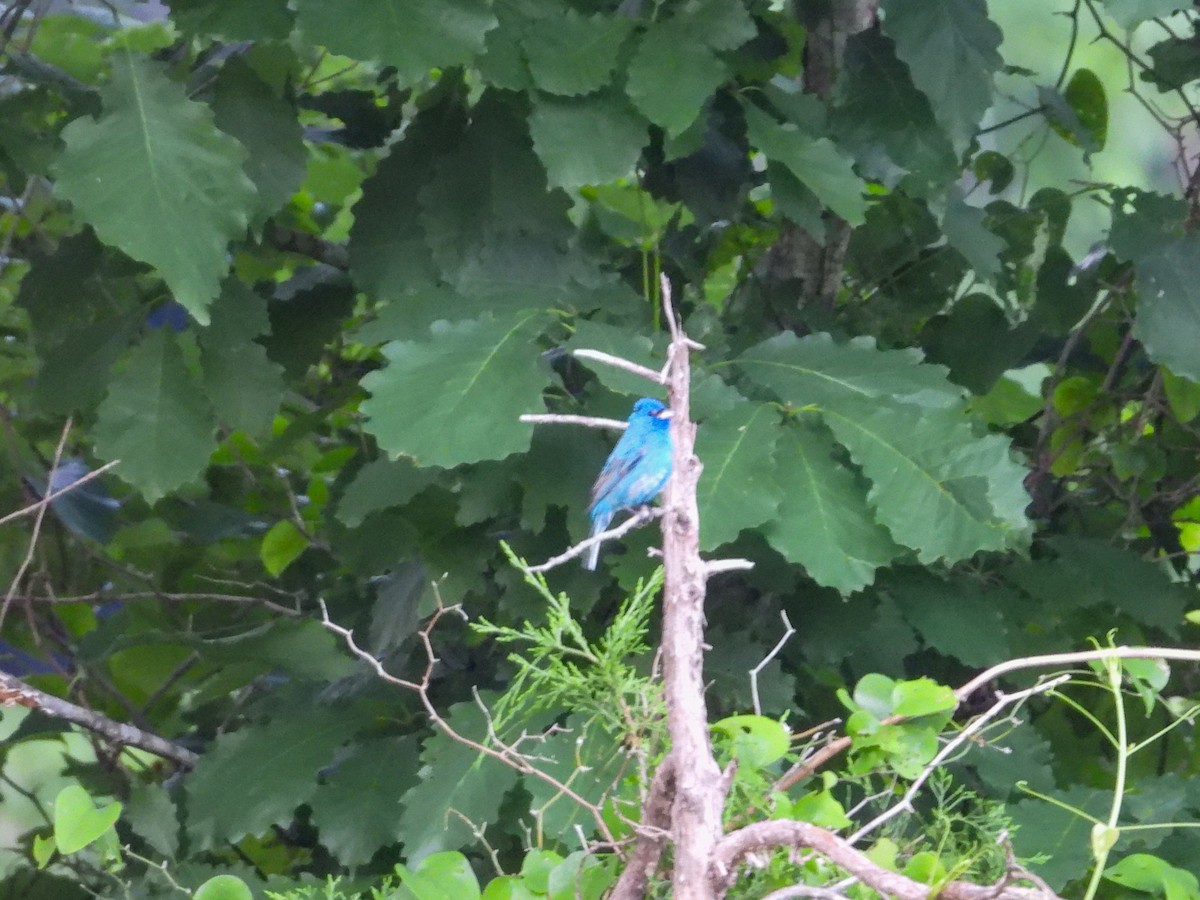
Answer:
[630, 398, 672, 423]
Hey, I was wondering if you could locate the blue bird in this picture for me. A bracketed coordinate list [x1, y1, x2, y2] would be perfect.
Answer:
[584, 397, 673, 570]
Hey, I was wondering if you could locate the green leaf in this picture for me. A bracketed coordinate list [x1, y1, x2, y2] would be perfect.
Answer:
[211, 57, 306, 225]
[890, 572, 1012, 666]
[520, 850, 563, 894]
[791, 787, 852, 829]
[294, 0, 496, 86]
[186, 706, 355, 849]
[404, 852, 482, 900]
[521, 716, 629, 843]
[193, 875, 254, 900]
[737, 332, 963, 411]
[744, 105, 867, 225]
[626, 24, 728, 137]
[166, 0, 294, 41]
[32, 833, 55, 868]
[360, 311, 552, 468]
[54, 52, 256, 324]
[260, 520, 308, 576]
[764, 421, 901, 594]
[941, 188, 1004, 280]
[519, 10, 632, 96]
[738, 333, 1030, 563]
[850, 673, 896, 719]
[923, 294, 1038, 394]
[881, 0, 1003, 146]
[695, 401, 782, 549]
[94, 329, 217, 502]
[482, 877, 540, 900]
[547, 853, 614, 900]
[336, 458, 439, 527]
[348, 110, 458, 305]
[1143, 35, 1200, 91]
[1163, 367, 1200, 421]
[831, 30, 958, 190]
[200, 281, 284, 435]
[712, 715, 790, 768]
[1060, 69, 1108, 152]
[1110, 190, 1188, 263]
[397, 700, 520, 863]
[820, 400, 1030, 562]
[1106, 854, 1200, 900]
[53, 786, 121, 855]
[1101, 0, 1189, 30]
[419, 94, 574, 302]
[891, 678, 956, 718]
[1132, 235, 1200, 383]
[529, 93, 648, 190]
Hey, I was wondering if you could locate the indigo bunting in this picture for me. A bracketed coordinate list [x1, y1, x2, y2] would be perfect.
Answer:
[584, 398, 673, 570]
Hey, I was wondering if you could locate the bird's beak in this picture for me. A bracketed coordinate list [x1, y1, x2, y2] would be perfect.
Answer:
[658, 409, 674, 419]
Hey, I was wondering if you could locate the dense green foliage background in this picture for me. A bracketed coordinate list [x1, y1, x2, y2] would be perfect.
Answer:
[3, 0, 1200, 895]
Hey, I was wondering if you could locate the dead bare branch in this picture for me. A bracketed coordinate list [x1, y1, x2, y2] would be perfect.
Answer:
[0, 669, 198, 769]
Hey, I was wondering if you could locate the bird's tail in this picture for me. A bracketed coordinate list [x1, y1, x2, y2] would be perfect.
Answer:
[583, 510, 612, 571]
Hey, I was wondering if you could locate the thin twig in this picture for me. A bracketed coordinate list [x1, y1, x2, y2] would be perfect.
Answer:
[571, 348, 666, 384]
[318, 598, 619, 847]
[529, 507, 661, 573]
[519, 414, 628, 430]
[2, 419, 74, 632]
[846, 675, 1071, 846]
[0, 459, 121, 527]
[774, 644, 1200, 792]
[750, 611, 796, 717]
[704, 558, 755, 577]
[14, 590, 302, 618]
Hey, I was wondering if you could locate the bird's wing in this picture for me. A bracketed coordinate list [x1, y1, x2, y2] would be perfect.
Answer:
[585, 448, 643, 511]
[589, 430, 647, 509]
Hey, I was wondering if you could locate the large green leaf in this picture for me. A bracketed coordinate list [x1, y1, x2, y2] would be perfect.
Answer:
[744, 105, 867, 226]
[348, 110, 462, 306]
[881, 0, 1003, 146]
[186, 706, 357, 849]
[738, 333, 1029, 563]
[200, 281, 284, 435]
[294, 0, 496, 86]
[1132, 234, 1200, 383]
[1103, 0, 1190, 31]
[211, 58, 306, 226]
[418, 94, 575, 302]
[93, 329, 217, 502]
[54, 52, 256, 325]
[821, 400, 1030, 562]
[166, 0, 294, 40]
[626, 24, 728, 138]
[519, 10, 631, 96]
[361, 311, 552, 468]
[831, 30, 958, 190]
[397, 700, 520, 864]
[529, 93, 647, 190]
[310, 737, 420, 865]
[736, 332, 963, 411]
[764, 422, 901, 593]
[941, 187, 1004, 280]
[695, 401, 782, 549]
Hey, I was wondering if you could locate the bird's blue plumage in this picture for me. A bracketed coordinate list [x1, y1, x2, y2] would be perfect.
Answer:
[584, 398, 673, 570]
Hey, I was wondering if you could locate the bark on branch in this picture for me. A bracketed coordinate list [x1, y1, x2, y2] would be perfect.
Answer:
[0, 669, 198, 769]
